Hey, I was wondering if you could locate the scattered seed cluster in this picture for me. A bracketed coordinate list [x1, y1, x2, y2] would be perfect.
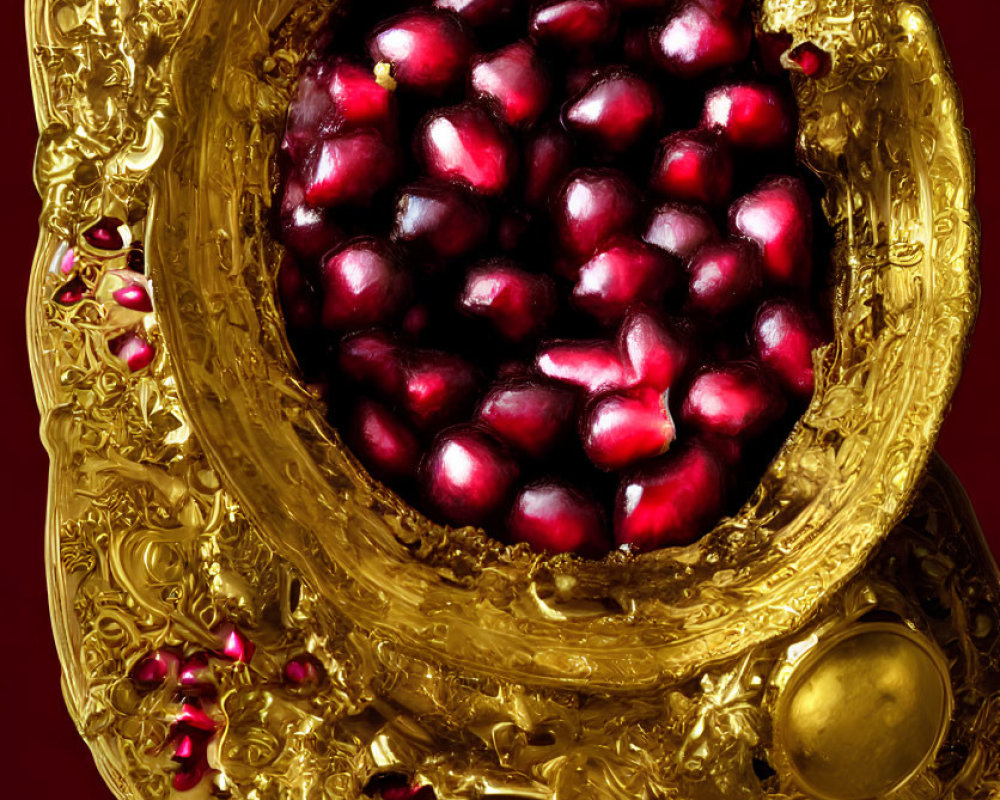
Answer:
[275, 0, 831, 557]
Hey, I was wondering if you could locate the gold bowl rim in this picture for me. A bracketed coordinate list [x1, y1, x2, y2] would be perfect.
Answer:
[29, 0, 981, 691]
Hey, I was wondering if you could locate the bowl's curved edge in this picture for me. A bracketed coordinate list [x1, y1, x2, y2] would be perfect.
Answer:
[24, 0, 988, 797]
[147, 0, 982, 688]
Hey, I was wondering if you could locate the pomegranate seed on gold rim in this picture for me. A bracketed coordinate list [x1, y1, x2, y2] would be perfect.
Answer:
[113, 283, 153, 312]
[111, 333, 156, 372]
[83, 217, 125, 250]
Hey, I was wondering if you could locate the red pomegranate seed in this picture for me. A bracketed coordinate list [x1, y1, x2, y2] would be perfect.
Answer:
[214, 623, 255, 663]
[132, 650, 179, 688]
[173, 735, 197, 760]
[702, 83, 794, 149]
[127, 245, 145, 273]
[327, 59, 396, 129]
[554, 168, 640, 260]
[284, 62, 336, 161]
[279, 176, 346, 264]
[435, 0, 520, 27]
[459, 260, 556, 341]
[529, 0, 619, 50]
[582, 387, 675, 470]
[111, 334, 155, 372]
[471, 42, 551, 128]
[320, 238, 409, 331]
[171, 722, 211, 744]
[172, 756, 210, 792]
[175, 705, 217, 733]
[643, 202, 718, 261]
[348, 398, 421, 479]
[113, 283, 152, 312]
[752, 298, 823, 397]
[304, 129, 398, 207]
[685, 239, 762, 315]
[277, 257, 319, 331]
[729, 175, 812, 287]
[653, 1, 751, 77]
[393, 179, 490, 260]
[59, 247, 75, 275]
[523, 125, 574, 209]
[682, 363, 786, 438]
[536, 339, 626, 394]
[421, 425, 519, 525]
[650, 130, 733, 207]
[787, 42, 831, 79]
[619, 308, 688, 391]
[280, 204, 345, 266]
[418, 104, 516, 195]
[84, 217, 125, 250]
[563, 70, 661, 153]
[178, 652, 210, 687]
[573, 237, 678, 325]
[54, 277, 86, 305]
[614, 443, 724, 550]
[508, 481, 608, 556]
[283, 654, 323, 687]
[401, 350, 479, 430]
[368, 9, 473, 95]
[173, 749, 209, 775]
[477, 378, 576, 459]
[338, 330, 405, 396]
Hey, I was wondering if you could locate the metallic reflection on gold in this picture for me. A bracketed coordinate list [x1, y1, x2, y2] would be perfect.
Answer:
[25, 0, 998, 798]
[775, 624, 952, 800]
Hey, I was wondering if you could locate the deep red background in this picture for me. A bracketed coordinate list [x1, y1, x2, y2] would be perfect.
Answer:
[1, 3, 997, 797]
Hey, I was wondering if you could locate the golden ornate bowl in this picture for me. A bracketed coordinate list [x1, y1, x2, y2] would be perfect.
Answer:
[27, 0, 998, 798]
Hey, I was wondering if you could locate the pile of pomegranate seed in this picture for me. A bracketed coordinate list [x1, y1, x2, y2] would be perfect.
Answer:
[131, 625, 257, 791]
[275, 0, 830, 557]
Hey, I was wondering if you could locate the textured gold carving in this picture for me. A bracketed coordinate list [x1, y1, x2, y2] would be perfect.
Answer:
[26, 0, 994, 798]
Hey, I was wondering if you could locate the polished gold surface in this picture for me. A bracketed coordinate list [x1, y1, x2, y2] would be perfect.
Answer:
[25, 0, 994, 798]
[775, 624, 952, 800]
